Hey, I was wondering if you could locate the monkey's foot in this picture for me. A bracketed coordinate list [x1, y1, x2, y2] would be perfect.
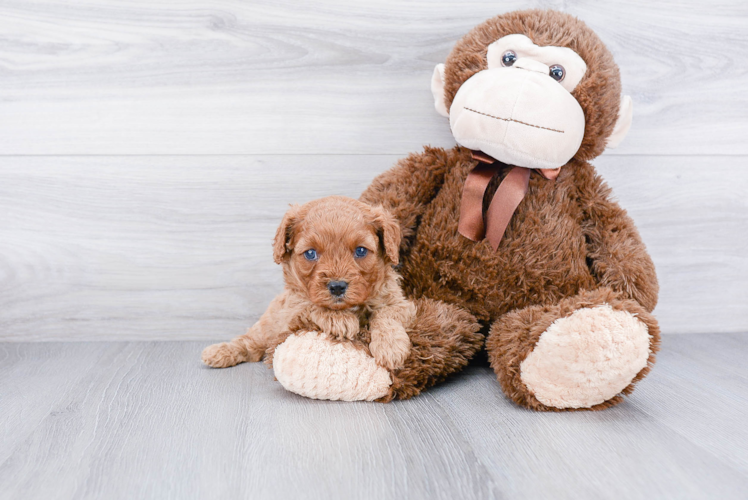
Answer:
[520, 305, 651, 409]
[273, 331, 392, 402]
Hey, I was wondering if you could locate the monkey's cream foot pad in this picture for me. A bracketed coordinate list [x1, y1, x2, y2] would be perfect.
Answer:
[273, 331, 392, 401]
[520, 305, 651, 409]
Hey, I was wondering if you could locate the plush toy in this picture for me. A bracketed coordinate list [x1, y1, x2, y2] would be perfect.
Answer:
[208, 9, 661, 411]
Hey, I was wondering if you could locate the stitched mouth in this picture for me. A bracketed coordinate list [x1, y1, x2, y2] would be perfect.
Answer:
[464, 107, 564, 134]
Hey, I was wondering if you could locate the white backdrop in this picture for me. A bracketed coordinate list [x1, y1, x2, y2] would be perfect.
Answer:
[1, 0, 746, 339]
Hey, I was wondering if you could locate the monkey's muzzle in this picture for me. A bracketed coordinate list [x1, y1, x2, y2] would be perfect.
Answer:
[449, 67, 585, 170]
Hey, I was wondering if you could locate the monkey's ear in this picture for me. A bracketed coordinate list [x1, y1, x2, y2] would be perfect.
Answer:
[272, 205, 303, 264]
[369, 205, 401, 265]
[606, 95, 633, 149]
[431, 63, 450, 118]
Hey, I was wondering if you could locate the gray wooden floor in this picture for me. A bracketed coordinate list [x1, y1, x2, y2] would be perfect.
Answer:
[1, 333, 747, 500]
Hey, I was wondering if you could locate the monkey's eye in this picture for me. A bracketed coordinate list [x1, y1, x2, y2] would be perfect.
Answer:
[354, 247, 368, 258]
[303, 249, 318, 261]
[501, 51, 517, 67]
[549, 64, 565, 82]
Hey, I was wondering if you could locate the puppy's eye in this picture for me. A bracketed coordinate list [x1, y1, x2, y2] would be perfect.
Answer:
[354, 247, 368, 258]
[303, 249, 318, 261]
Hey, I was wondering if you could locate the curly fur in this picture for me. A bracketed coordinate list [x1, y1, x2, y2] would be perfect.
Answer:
[202, 196, 415, 372]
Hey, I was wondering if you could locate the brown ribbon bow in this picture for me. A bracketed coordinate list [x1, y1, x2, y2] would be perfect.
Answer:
[458, 151, 560, 250]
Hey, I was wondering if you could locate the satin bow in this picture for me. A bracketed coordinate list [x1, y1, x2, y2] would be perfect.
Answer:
[458, 151, 560, 250]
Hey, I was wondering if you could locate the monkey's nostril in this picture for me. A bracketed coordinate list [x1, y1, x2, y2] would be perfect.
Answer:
[327, 280, 348, 297]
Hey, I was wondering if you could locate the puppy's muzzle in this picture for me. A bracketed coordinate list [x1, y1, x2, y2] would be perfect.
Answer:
[327, 280, 348, 298]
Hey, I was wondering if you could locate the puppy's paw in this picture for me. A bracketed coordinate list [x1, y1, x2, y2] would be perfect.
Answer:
[201, 342, 246, 368]
[370, 325, 411, 371]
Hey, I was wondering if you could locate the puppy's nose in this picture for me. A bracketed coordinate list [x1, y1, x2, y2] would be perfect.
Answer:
[327, 280, 348, 297]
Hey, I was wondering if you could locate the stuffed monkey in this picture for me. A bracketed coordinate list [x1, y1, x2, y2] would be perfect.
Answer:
[264, 9, 661, 410]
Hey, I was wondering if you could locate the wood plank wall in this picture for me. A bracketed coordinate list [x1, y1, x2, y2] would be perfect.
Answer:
[1, 0, 746, 340]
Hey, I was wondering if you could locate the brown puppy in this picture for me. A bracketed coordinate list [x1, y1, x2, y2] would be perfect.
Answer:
[201, 196, 413, 371]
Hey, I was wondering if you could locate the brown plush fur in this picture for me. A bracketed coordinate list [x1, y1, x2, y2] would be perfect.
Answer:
[202, 196, 414, 371]
[360, 10, 660, 410]
[379, 298, 484, 402]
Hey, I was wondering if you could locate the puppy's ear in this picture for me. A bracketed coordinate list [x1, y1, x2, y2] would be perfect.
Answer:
[273, 204, 303, 264]
[368, 205, 401, 265]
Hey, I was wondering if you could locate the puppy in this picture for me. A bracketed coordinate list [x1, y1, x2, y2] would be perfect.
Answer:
[201, 196, 414, 371]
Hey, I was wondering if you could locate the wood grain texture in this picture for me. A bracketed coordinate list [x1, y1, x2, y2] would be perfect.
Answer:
[1, 335, 747, 500]
[0, 154, 745, 341]
[0, 0, 746, 155]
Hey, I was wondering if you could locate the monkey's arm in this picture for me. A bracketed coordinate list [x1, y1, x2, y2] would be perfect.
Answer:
[360, 146, 454, 252]
[578, 166, 659, 312]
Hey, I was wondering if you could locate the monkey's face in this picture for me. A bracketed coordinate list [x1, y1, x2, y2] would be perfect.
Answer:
[450, 35, 586, 170]
[433, 28, 633, 168]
